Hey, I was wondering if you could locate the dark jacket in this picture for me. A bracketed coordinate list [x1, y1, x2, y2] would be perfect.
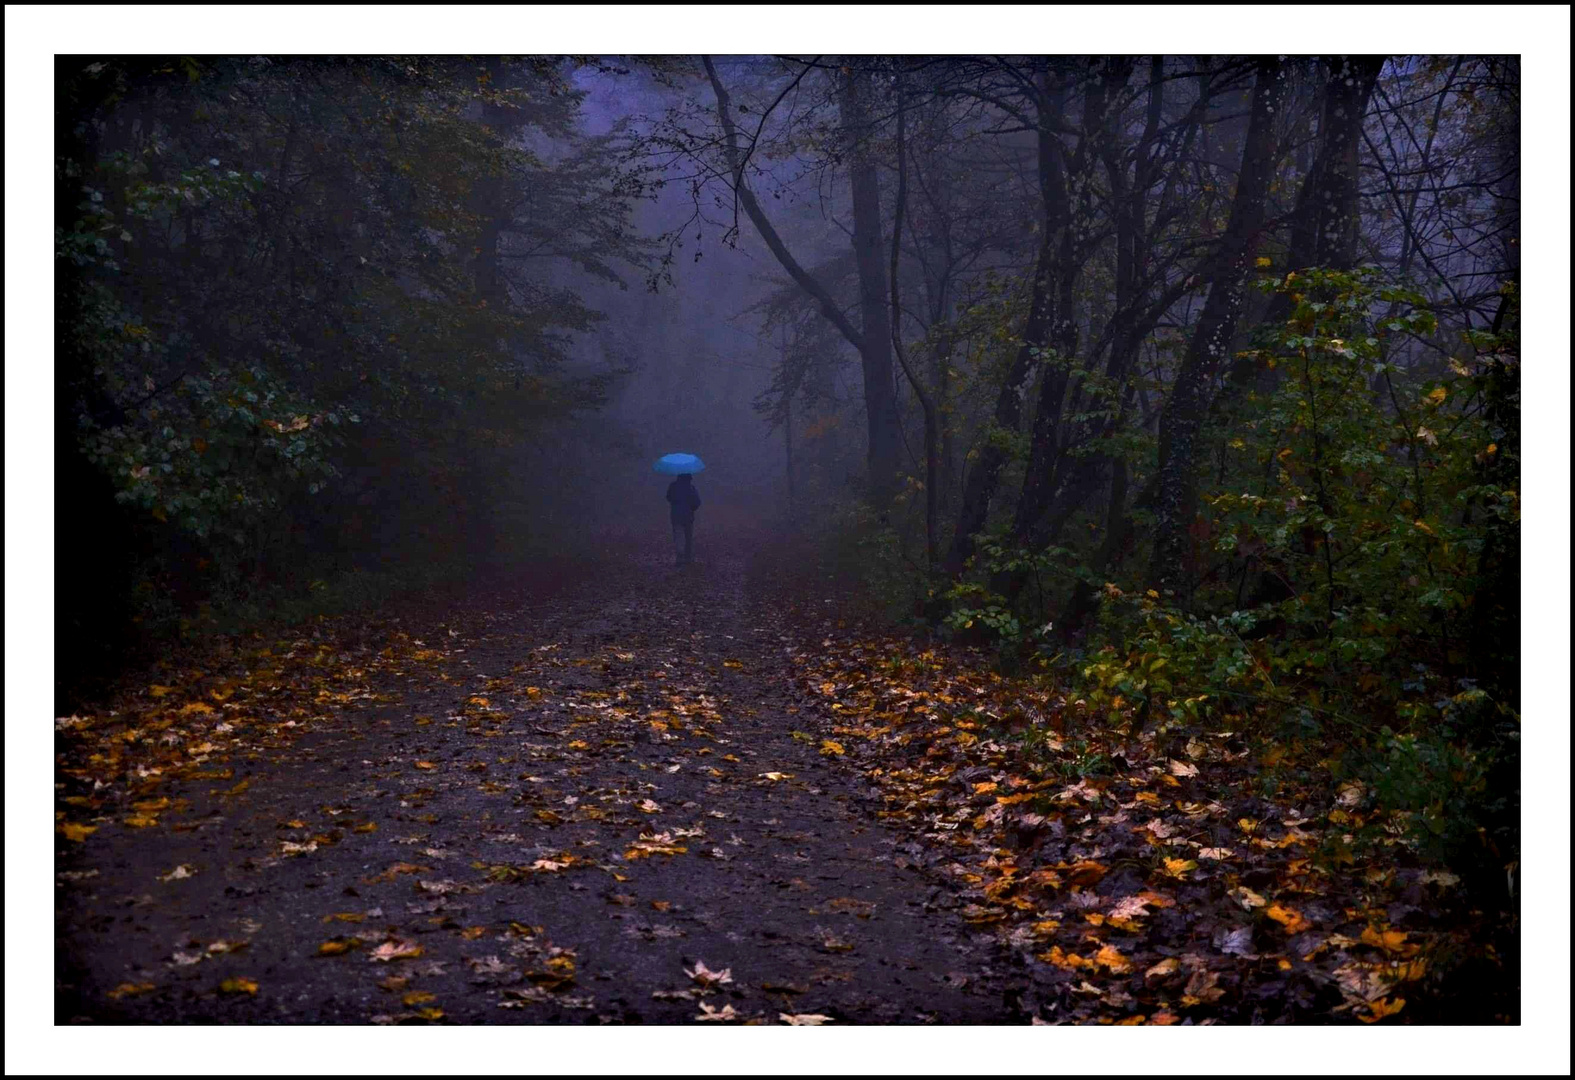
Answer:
[666, 477, 701, 524]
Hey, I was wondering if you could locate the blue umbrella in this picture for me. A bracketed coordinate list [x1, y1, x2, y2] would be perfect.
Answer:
[654, 452, 706, 475]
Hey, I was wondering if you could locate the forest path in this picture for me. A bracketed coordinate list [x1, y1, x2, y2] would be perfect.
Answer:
[55, 523, 1034, 1024]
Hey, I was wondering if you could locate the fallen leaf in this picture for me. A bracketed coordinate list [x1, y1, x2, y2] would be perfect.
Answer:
[1360, 925, 1418, 957]
[1145, 958, 1181, 980]
[369, 940, 424, 962]
[219, 977, 258, 995]
[1066, 860, 1107, 887]
[318, 937, 362, 956]
[1266, 904, 1312, 934]
[684, 960, 733, 988]
[1038, 946, 1090, 971]
[1216, 926, 1257, 957]
[1359, 996, 1406, 1022]
[1229, 886, 1267, 910]
[1094, 944, 1132, 973]
[780, 1013, 833, 1025]
[1183, 968, 1224, 1004]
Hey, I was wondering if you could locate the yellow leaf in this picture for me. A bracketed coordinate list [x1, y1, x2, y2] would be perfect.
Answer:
[1162, 858, 1197, 879]
[1037, 946, 1090, 971]
[1360, 925, 1417, 956]
[1425, 385, 1447, 407]
[1359, 996, 1405, 1022]
[59, 823, 98, 842]
[1094, 944, 1132, 973]
[1144, 958, 1180, 980]
[1229, 886, 1267, 910]
[403, 991, 437, 1006]
[317, 938, 361, 956]
[819, 740, 845, 757]
[108, 981, 156, 999]
[414, 761, 437, 770]
[219, 977, 259, 995]
[1267, 904, 1311, 934]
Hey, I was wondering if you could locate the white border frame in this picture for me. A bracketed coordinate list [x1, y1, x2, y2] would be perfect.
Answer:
[7, 5, 1569, 1075]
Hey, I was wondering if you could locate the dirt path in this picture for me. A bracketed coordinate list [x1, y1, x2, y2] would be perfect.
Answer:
[55, 526, 1034, 1024]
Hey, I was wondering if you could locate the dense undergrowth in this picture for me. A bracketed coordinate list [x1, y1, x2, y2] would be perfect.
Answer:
[800, 272, 1520, 917]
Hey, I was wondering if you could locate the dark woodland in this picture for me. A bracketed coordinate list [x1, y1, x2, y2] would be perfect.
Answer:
[50, 52, 1528, 1030]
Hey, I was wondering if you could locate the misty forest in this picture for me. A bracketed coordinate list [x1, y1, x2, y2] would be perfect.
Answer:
[53, 53, 1521, 1026]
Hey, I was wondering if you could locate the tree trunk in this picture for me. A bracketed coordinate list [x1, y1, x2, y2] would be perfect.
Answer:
[888, 66, 941, 567]
[702, 58, 899, 507]
[1285, 56, 1386, 275]
[1149, 58, 1289, 600]
[838, 66, 902, 508]
[474, 59, 528, 312]
[943, 64, 1065, 577]
[1010, 62, 1125, 546]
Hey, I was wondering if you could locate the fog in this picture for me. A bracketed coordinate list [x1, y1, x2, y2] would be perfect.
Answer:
[55, 53, 1520, 704]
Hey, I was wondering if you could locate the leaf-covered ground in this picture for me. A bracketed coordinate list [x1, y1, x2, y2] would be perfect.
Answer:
[54, 525, 1512, 1024]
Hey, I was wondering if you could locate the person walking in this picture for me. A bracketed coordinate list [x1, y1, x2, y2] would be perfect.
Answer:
[666, 472, 701, 566]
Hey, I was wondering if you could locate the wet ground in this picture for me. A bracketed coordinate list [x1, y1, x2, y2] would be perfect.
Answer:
[55, 526, 1037, 1024]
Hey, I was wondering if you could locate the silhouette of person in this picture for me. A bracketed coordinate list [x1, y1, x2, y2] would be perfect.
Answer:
[665, 473, 701, 566]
